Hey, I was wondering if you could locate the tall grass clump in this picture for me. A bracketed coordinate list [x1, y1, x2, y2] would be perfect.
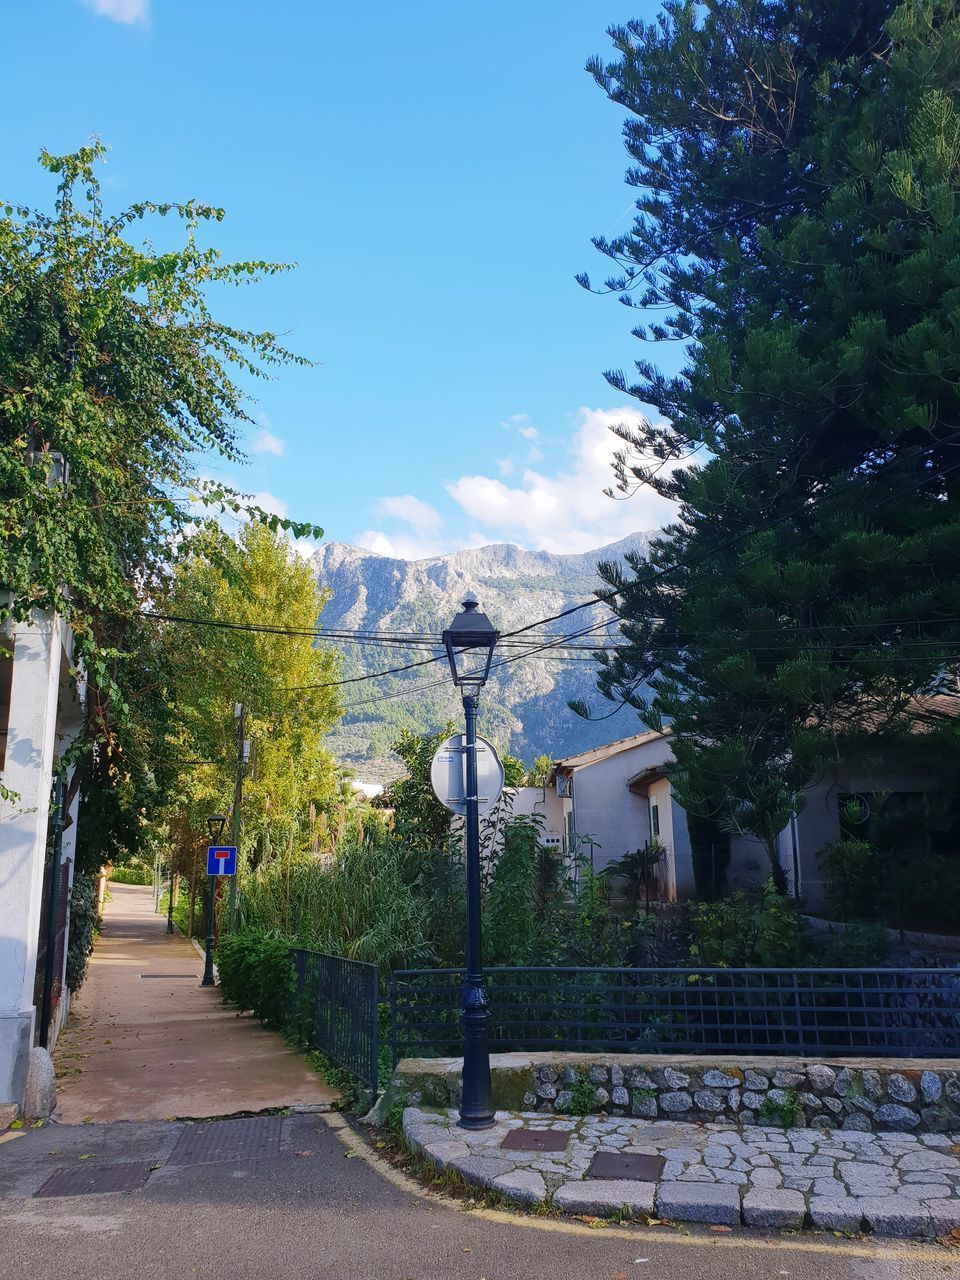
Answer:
[239, 839, 435, 976]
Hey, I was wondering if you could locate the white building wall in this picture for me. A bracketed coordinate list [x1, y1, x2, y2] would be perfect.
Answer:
[0, 613, 82, 1108]
[568, 740, 674, 872]
[669, 794, 697, 899]
[509, 786, 567, 853]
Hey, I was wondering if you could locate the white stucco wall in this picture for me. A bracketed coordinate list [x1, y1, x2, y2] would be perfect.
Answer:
[566, 737, 674, 874]
[534, 731, 951, 909]
[0, 612, 83, 1108]
[509, 786, 567, 852]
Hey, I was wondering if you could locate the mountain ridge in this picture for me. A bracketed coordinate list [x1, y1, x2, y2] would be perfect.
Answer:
[312, 532, 657, 783]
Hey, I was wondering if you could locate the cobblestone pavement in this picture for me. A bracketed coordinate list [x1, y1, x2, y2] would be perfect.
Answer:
[403, 1106, 960, 1238]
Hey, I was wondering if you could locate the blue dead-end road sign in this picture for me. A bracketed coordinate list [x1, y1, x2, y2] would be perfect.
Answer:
[206, 845, 237, 876]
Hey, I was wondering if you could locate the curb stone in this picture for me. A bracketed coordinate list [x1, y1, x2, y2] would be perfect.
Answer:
[554, 1179, 655, 1216]
[656, 1181, 741, 1225]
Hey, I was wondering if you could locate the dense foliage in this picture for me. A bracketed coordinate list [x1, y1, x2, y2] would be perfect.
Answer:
[0, 145, 321, 739]
[381, 724, 456, 852]
[215, 931, 295, 1029]
[65, 870, 100, 992]
[579, 1, 960, 886]
[0, 144, 330, 890]
[239, 840, 434, 975]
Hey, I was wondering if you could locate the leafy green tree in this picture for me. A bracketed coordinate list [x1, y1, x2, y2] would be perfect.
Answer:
[501, 751, 526, 788]
[0, 143, 321, 833]
[579, 2, 960, 888]
[384, 724, 456, 851]
[157, 522, 342, 890]
[525, 754, 554, 787]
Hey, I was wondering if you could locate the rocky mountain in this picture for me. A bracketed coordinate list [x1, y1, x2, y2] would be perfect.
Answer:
[312, 534, 656, 784]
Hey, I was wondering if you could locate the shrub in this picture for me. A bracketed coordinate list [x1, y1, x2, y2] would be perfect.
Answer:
[484, 816, 565, 965]
[239, 840, 434, 976]
[820, 838, 880, 922]
[215, 931, 295, 1029]
[824, 921, 889, 966]
[685, 879, 809, 967]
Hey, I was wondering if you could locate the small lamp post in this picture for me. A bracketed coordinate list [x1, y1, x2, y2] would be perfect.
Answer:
[202, 813, 227, 987]
[442, 595, 499, 1130]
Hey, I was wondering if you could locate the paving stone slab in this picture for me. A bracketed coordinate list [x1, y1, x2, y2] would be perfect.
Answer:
[927, 1199, 960, 1236]
[490, 1169, 547, 1206]
[454, 1155, 516, 1187]
[400, 1105, 960, 1239]
[808, 1195, 863, 1232]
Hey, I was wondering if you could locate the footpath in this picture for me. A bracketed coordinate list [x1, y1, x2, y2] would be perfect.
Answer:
[51, 882, 336, 1121]
[0, 884, 953, 1275]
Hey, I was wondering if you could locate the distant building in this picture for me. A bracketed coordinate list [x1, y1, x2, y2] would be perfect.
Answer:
[351, 780, 383, 800]
[512, 706, 959, 906]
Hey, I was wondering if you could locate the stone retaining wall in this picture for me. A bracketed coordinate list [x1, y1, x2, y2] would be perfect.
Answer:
[392, 1053, 960, 1134]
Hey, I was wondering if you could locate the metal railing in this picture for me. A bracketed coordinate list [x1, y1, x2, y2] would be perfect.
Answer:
[391, 966, 960, 1063]
[290, 950, 378, 1092]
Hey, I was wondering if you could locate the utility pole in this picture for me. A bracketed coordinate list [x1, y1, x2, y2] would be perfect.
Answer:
[228, 702, 247, 931]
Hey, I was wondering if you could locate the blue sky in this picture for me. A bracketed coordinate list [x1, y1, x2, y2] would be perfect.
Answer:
[5, 0, 680, 557]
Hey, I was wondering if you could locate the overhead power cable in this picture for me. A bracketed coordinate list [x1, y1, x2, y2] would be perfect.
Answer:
[141, 441, 960, 703]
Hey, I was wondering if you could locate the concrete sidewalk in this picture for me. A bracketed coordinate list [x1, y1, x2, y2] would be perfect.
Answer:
[52, 882, 336, 1122]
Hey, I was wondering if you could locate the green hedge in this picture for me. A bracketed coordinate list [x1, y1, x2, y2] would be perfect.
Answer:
[66, 871, 100, 991]
[215, 931, 296, 1031]
[109, 864, 154, 886]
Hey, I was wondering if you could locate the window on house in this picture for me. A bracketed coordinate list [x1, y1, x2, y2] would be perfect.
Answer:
[650, 801, 660, 839]
[0, 631, 13, 774]
[840, 790, 958, 857]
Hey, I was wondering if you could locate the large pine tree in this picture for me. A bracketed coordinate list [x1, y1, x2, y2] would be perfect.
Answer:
[579, 1, 960, 888]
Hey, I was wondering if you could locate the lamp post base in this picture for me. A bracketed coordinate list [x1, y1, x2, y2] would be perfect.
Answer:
[458, 977, 494, 1130]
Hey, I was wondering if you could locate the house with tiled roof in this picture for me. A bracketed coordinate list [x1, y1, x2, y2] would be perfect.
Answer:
[511, 696, 960, 907]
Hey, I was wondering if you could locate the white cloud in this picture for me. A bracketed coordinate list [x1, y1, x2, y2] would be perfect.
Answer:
[354, 493, 447, 558]
[248, 491, 288, 518]
[518, 425, 539, 441]
[252, 428, 284, 456]
[497, 457, 514, 477]
[83, 0, 149, 23]
[354, 529, 447, 560]
[374, 494, 442, 535]
[445, 406, 679, 554]
[290, 535, 324, 560]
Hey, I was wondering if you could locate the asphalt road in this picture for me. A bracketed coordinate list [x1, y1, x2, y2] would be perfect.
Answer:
[0, 1114, 957, 1280]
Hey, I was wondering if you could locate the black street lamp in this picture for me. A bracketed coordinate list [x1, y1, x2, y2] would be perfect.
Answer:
[202, 813, 227, 987]
[442, 595, 499, 1130]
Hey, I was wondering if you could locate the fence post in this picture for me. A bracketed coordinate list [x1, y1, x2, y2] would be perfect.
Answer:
[791, 971, 805, 1055]
[390, 972, 398, 1068]
[369, 967, 379, 1096]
